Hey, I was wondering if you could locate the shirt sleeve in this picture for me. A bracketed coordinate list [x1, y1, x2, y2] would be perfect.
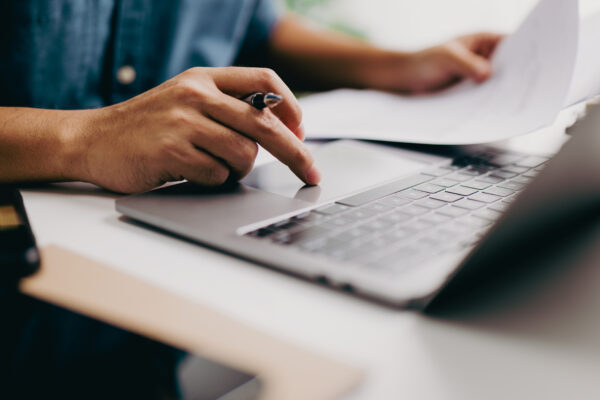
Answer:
[240, 0, 281, 53]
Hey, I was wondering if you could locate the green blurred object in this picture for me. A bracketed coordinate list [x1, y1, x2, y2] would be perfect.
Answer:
[281, 0, 367, 39]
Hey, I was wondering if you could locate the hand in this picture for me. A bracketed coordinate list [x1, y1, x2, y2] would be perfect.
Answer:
[71, 67, 320, 194]
[403, 33, 503, 92]
[364, 33, 503, 94]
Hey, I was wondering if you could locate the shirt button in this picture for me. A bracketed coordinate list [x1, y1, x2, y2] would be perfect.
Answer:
[116, 65, 136, 85]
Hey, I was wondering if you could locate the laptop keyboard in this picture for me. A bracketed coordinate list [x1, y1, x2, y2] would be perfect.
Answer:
[245, 152, 549, 276]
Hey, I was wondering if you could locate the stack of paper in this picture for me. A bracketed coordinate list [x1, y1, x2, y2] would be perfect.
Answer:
[301, 0, 600, 145]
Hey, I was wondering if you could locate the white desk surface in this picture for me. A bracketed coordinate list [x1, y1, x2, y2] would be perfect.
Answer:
[22, 2, 600, 398]
[22, 106, 600, 399]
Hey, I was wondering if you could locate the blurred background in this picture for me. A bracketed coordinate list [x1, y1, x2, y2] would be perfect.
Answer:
[279, 0, 600, 49]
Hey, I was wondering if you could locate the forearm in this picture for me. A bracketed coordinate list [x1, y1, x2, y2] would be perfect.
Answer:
[0, 108, 87, 184]
[267, 16, 411, 91]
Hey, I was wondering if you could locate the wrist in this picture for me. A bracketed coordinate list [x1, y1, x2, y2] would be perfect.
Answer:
[355, 49, 414, 91]
[56, 109, 98, 183]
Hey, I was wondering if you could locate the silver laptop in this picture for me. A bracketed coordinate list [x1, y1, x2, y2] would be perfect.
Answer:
[116, 105, 600, 308]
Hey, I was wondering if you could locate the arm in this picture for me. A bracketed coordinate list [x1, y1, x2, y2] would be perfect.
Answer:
[0, 108, 84, 183]
[267, 16, 502, 93]
[0, 67, 320, 193]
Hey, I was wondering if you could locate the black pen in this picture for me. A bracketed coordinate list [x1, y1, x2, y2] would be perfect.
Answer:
[241, 92, 283, 110]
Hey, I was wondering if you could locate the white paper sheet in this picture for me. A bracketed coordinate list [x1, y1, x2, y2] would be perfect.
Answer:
[301, 0, 579, 145]
[566, 10, 600, 106]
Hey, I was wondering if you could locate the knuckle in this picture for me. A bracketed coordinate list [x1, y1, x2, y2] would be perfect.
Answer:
[289, 101, 303, 128]
[203, 161, 229, 185]
[168, 108, 191, 126]
[173, 78, 199, 98]
[238, 141, 258, 177]
[202, 92, 226, 110]
[183, 66, 205, 78]
[257, 68, 280, 85]
[255, 112, 280, 134]
[157, 136, 185, 160]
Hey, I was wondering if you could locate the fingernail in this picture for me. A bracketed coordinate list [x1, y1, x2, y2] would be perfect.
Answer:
[305, 165, 321, 185]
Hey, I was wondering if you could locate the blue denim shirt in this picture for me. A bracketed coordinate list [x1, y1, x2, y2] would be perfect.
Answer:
[0, 0, 279, 109]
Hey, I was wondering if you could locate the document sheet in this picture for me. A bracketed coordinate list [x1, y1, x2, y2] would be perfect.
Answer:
[300, 0, 581, 145]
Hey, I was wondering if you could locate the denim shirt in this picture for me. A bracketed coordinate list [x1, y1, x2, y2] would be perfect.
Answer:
[0, 0, 279, 109]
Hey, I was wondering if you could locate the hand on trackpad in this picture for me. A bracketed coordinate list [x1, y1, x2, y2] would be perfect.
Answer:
[242, 140, 425, 204]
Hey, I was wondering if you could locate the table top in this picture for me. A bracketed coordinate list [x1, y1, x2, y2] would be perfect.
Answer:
[22, 104, 600, 399]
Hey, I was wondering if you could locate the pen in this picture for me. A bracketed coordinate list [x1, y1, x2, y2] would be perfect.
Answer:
[241, 92, 283, 110]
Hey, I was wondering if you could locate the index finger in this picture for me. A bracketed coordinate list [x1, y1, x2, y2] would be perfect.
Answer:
[203, 92, 321, 185]
[206, 67, 305, 140]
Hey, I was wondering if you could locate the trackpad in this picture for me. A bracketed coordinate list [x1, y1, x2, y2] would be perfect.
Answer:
[242, 140, 426, 203]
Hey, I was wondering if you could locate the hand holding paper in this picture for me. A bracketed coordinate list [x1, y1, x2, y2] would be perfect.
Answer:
[301, 0, 581, 145]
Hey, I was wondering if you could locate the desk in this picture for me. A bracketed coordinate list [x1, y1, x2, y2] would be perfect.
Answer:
[21, 104, 600, 399]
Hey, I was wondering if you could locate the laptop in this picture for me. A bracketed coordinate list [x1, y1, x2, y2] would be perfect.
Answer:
[116, 104, 600, 308]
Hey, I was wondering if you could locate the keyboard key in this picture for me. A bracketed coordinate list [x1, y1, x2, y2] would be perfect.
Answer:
[497, 180, 526, 191]
[436, 206, 469, 217]
[413, 183, 445, 194]
[446, 186, 478, 196]
[472, 208, 502, 221]
[512, 176, 532, 184]
[476, 175, 504, 184]
[382, 227, 415, 241]
[522, 170, 539, 178]
[409, 219, 435, 231]
[387, 211, 412, 223]
[422, 167, 453, 177]
[397, 189, 429, 200]
[345, 208, 378, 220]
[489, 170, 518, 180]
[462, 180, 491, 190]
[421, 213, 452, 224]
[488, 202, 509, 213]
[445, 172, 472, 182]
[515, 156, 549, 168]
[298, 236, 340, 252]
[483, 186, 515, 197]
[320, 216, 356, 229]
[500, 165, 529, 174]
[318, 242, 355, 260]
[362, 218, 395, 231]
[400, 204, 430, 216]
[429, 178, 458, 187]
[502, 194, 519, 204]
[369, 234, 404, 248]
[456, 216, 492, 228]
[379, 196, 411, 207]
[469, 192, 501, 203]
[337, 174, 432, 207]
[333, 227, 370, 243]
[454, 199, 485, 210]
[363, 201, 394, 213]
[288, 225, 331, 244]
[430, 192, 463, 203]
[341, 242, 384, 264]
[414, 198, 447, 209]
[315, 204, 350, 215]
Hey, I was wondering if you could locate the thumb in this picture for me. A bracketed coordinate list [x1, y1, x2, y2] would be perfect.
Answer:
[446, 42, 493, 83]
